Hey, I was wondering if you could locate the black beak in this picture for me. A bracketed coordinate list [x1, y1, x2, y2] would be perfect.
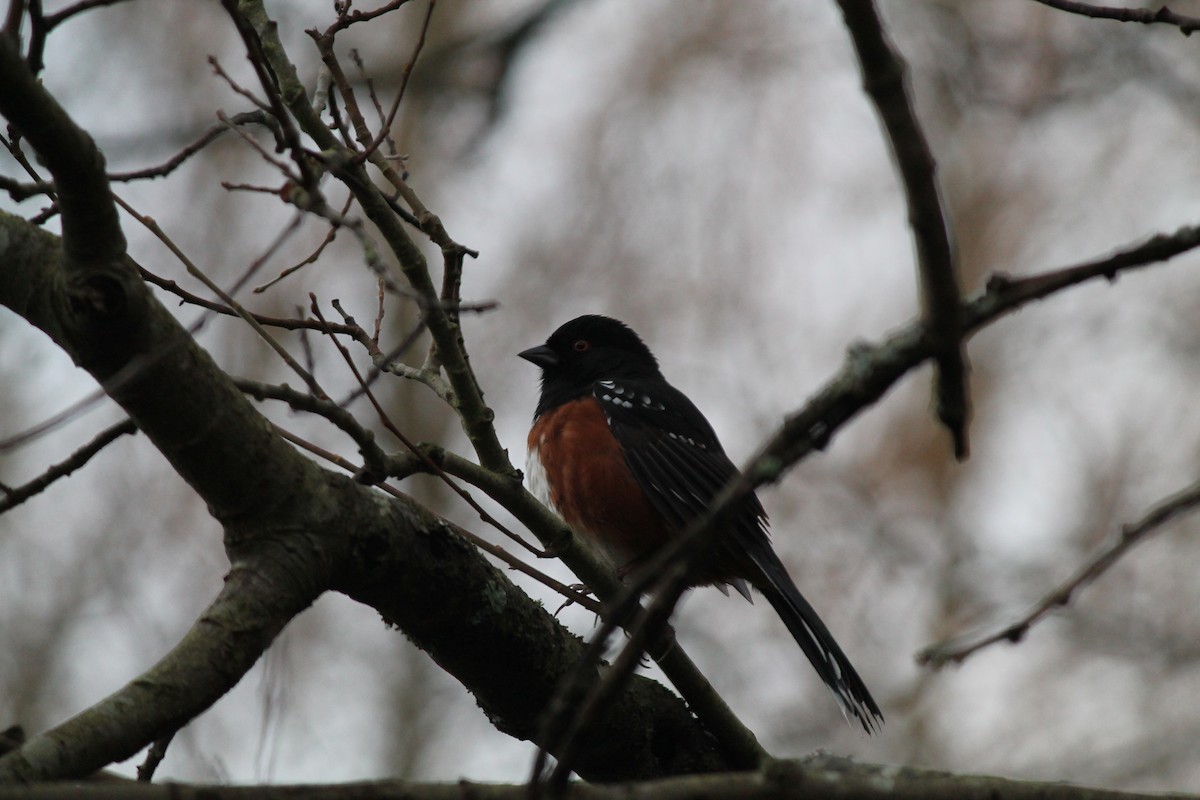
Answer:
[518, 344, 558, 369]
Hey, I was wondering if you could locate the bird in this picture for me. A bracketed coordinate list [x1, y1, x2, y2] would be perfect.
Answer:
[519, 314, 883, 733]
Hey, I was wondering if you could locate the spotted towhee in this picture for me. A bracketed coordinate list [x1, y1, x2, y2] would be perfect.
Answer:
[520, 314, 883, 732]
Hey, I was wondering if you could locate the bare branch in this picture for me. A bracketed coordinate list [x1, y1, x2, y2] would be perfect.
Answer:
[0, 552, 313, 782]
[308, 296, 542, 556]
[138, 263, 365, 338]
[1032, 0, 1200, 35]
[116, 195, 326, 397]
[0, 33, 124, 265]
[0, 752, 1183, 799]
[233, 377, 388, 477]
[325, 0, 412, 31]
[112, 111, 277, 183]
[918, 476, 1200, 668]
[354, 1, 434, 164]
[539, 223, 1200, 777]
[2, 111, 276, 198]
[219, 1, 321, 195]
[836, 0, 970, 458]
[230, 0, 508, 473]
[135, 732, 174, 782]
[41, 0, 133, 30]
[2, 0, 24, 38]
[761, 223, 1200, 491]
[254, 194, 353, 293]
[0, 386, 109, 453]
[0, 419, 136, 513]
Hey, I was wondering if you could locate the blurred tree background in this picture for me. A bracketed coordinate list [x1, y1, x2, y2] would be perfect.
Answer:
[2, 0, 1200, 791]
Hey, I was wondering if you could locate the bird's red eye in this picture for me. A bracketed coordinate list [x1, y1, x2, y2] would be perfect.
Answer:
[573, 339, 589, 352]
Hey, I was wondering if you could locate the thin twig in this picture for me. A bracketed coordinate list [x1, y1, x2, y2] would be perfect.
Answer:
[235, 378, 389, 478]
[0, 419, 137, 513]
[309, 295, 544, 556]
[330, 304, 438, 406]
[270, 415, 595, 611]
[208, 56, 273, 114]
[220, 2, 323, 193]
[324, 0, 411, 31]
[349, 48, 389, 141]
[918, 477, 1200, 668]
[112, 111, 275, 183]
[235, 0, 505, 474]
[0, 387, 109, 453]
[135, 732, 174, 782]
[1031, 0, 1200, 35]
[355, 0, 435, 164]
[215, 108, 298, 181]
[139, 264, 365, 338]
[254, 193, 354, 293]
[307, 7, 469, 258]
[116, 194, 326, 397]
[0, 130, 53, 195]
[41, 0, 133, 30]
[373, 276, 386, 343]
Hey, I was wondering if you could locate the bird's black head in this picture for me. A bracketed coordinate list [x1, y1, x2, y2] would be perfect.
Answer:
[519, 315, 662, 414]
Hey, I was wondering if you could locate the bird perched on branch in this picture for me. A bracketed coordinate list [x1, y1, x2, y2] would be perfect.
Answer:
[519, 314, 882, 732]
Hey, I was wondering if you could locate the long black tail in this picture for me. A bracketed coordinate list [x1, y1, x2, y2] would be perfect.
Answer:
[746, 545, 883, 733]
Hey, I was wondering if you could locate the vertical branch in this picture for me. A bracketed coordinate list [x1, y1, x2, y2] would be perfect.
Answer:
[836, 0, 971, 458]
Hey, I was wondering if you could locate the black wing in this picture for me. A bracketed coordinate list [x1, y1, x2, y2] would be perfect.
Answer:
[593, 378, 884, 733]
[591, 377, 766, 537]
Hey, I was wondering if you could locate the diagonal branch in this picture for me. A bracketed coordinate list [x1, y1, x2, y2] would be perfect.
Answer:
[1032, 0, 1200, 35]
[917, 475, 1200, 668]
[428, 449, 766, 771]
[0, 48, 734, 775]
[0, 419, 137, 513]
[0, 551, 318, 782]
[574, 224, 1200, 758]
[836, 0, 971, 458]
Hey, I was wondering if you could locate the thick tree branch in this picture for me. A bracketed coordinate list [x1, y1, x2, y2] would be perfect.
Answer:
[219, 3, 764, 766]
[428, 449, 766, 770]
[836, 0, 970, 458]
[0, 754, 1191, 799]
[0, 207, 735, 781]
[0, 547, 320, 782]
[0, 31, 733, 783]
[0, 33, 123, 266]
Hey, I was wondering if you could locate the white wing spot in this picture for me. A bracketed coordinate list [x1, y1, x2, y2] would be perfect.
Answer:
[667, 431, 702, 448]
